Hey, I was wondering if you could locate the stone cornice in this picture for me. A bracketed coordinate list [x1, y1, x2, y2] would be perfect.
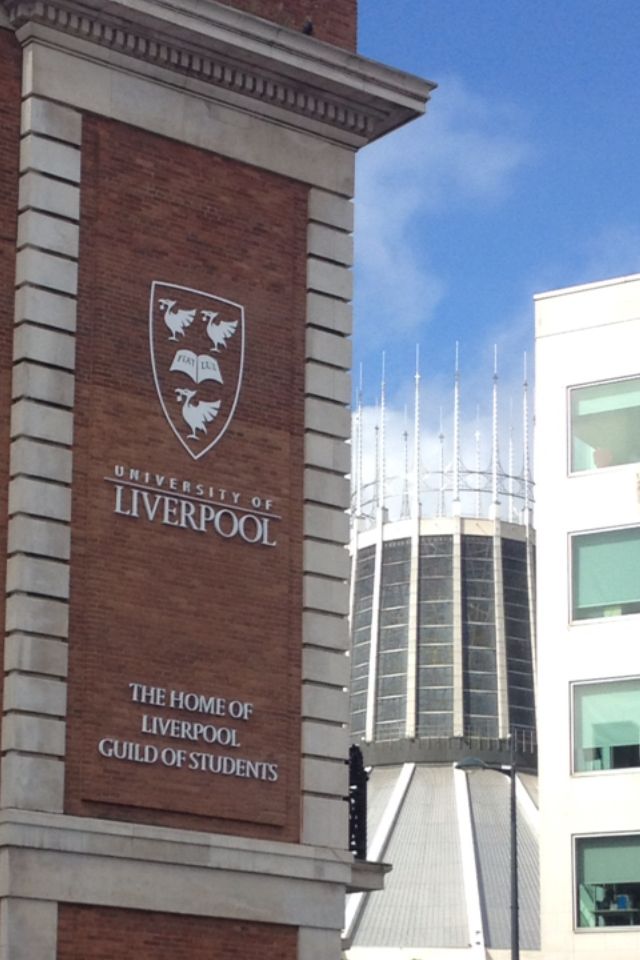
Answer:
[0, 809, 383, 910]
[2, 0, 435, 144]
[0, 808, 353, 882]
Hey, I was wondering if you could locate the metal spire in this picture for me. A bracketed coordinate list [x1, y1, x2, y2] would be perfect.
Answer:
[413, 344, 422, 521]
[490, 344, 500, 519]
[353, 347, 534, 527]
[523, 351, 531, 526]
[373, 399, 380, 512]
[379, 353, 386, 520]
[508, 398, 515, 524]
[452, 342, 461, 515]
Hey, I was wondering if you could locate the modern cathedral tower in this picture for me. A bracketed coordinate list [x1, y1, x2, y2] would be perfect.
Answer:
[0, 3, 431, 958]
[346, 355, 540, 957]
[351, 353, 537, 750]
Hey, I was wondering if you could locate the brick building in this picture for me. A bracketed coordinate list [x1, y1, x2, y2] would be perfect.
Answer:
[0, 1, 432, 957]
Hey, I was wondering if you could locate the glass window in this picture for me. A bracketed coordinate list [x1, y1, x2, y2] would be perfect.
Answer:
[576, 835, 640, 928]
[375, 539, 410, 741]
[349, 545, 375, 738]
[574, 679, 640, 772]
[572, 527, 640, 620]
[571, 377, 640, 472]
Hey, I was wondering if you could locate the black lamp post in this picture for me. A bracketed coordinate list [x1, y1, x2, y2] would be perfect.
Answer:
[455, 757, 519, 960]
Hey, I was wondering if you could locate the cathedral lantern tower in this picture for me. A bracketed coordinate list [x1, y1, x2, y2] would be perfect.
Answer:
[346, 354, 540, 956]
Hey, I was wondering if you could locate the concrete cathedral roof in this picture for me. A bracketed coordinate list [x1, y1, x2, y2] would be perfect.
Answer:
[346, 764, 540, 957]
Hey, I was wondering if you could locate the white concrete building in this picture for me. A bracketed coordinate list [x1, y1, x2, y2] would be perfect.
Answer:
[536, 274, 640, 959]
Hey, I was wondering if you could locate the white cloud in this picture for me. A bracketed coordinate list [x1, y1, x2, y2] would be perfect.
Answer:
[351, 77, 535, 522]
[354, 76, 532, 340]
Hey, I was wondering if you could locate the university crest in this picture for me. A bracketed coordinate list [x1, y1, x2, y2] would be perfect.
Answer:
[149, 282, 245, 460]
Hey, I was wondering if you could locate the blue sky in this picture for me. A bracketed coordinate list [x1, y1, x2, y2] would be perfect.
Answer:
[353, 0, 640, 482]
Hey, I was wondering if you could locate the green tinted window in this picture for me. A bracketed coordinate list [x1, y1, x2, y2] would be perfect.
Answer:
[572, 528, 640, 620]
[574, 679, 640, 772]
[571, 378, 640, 472]
[576, 835, 640, 928]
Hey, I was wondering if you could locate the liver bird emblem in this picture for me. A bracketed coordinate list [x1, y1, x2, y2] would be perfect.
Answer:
[150, 280, 245, 460]
[159, 299, 196, 341]
[201, 310, 239, 352]
[174, 388, 221, 439]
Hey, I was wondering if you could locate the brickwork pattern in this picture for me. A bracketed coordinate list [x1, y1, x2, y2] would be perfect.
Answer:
[217, 0, 356, 49]
[57, 905, 297, 959]
[64, 116, 306, 840]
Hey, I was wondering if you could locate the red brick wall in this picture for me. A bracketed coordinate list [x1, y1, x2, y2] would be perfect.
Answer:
[57, 905, 297, 959]
[0, 30, 22, 758]
[217, 0, 357, 49]
[65, 116, 307, 842]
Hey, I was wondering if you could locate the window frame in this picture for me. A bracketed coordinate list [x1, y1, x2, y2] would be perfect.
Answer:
[573, 832, 640, 932]
[569, 524, 640, 624]
[571, 675, 640, 777]
[568, 374, 640, 477]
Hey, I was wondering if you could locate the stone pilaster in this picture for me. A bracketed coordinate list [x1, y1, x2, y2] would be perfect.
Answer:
[301, 187, 353, 849]
[2, 93, 82, 816]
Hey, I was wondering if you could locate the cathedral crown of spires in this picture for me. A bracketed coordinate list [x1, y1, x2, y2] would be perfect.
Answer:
[352, 344, 534, 528]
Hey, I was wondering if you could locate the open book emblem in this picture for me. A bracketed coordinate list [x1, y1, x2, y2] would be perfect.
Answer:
[149, 282, 245, 459]
[170, 351, 223, 385]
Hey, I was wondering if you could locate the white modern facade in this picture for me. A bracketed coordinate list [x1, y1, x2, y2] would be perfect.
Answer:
[536, 273, 640, 959]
